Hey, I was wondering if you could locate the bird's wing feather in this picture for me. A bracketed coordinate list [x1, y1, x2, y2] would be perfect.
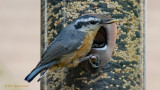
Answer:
[36, 28, 86, 68]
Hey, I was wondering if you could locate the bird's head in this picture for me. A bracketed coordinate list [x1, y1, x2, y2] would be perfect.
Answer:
[73, 15, 116, 32]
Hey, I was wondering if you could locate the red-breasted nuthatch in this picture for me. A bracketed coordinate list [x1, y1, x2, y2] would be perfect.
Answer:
[25, 14, 116, 82]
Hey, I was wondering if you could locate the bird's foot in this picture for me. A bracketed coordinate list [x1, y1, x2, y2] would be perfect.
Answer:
[80, 54, 100, 69]
[88, 54, 100, 68]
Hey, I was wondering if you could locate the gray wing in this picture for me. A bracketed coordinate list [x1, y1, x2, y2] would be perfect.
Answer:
[36, 28, 86, 67]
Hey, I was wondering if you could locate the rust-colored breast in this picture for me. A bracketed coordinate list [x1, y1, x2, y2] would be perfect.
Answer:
[50, 31, 97, 71]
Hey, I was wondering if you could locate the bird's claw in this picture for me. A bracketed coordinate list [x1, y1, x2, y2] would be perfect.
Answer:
[88, 54, 100, 69]
[80, 54, 100, 69]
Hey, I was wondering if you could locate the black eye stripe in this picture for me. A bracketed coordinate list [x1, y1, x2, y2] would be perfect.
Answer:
[74, 22, 89, 29]
[74, 23, 82, 29]
[74, 20, 99, 29]
[89, 21, 99, 24]
[78, 22, 89, 26]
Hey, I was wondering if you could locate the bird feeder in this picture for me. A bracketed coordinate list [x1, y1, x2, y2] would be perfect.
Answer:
[40, 0, 145, 90]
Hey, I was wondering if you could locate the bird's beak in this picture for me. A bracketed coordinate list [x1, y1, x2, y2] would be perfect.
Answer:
[101, 18, 117, 24]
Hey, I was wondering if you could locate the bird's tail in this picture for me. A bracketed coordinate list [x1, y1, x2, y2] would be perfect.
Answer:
[25, 61, 56, 83]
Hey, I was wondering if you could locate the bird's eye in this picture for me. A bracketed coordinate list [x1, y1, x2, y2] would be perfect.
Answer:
[89, 21, 98, 24]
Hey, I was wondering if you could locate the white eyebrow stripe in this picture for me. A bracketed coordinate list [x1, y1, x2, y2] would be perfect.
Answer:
[75, 17, 100, 25]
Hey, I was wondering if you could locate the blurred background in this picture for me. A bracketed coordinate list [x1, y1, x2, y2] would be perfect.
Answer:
[0, 0, 40, 90]
[0, 0, 158, 90]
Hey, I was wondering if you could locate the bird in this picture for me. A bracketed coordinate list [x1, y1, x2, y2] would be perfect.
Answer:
[25, 14, 115, 83]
